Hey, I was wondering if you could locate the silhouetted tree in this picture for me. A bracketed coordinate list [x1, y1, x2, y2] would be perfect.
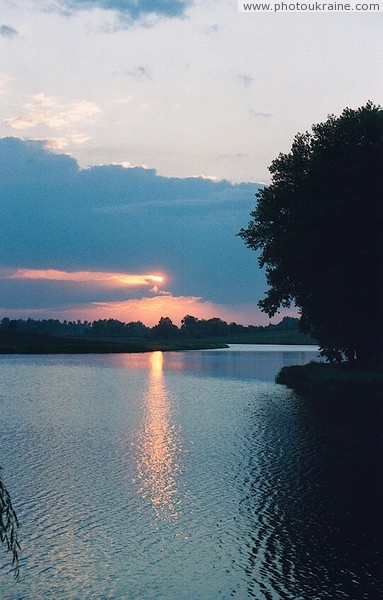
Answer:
[124, 321, 150, 337]
[151, 316, 179, 339]
[239, 102, 383, 365]
[89, 319, 126, 337]
[204, 317, 229, 337]
[180, 315, 203, 338]
[227, 322, 246, 335]
[0, 470, 19, 580]
[0, 318, 17, 335]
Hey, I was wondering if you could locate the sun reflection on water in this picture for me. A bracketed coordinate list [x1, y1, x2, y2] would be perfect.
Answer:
[134, 351, 182, 522]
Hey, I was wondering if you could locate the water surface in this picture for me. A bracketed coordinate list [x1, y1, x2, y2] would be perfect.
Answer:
[0, 345, 381, 599]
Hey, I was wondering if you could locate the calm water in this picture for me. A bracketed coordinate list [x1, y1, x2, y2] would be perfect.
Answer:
[0, 345, 381, 599]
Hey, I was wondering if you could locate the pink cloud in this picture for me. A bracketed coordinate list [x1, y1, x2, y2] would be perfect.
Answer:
[5, 268, 165, 288]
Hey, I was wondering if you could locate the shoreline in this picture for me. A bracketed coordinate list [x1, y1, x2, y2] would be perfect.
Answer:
[0, 336, 229, 355]
[0, 331, 316, 355]
[276, 362, 383, 400]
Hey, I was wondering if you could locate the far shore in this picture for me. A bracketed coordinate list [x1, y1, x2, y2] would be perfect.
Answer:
[0, 334, 227, 355]
[0, 328, 316, 355]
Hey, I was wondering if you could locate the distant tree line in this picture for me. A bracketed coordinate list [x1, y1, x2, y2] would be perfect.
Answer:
[0, 315, 301, 341]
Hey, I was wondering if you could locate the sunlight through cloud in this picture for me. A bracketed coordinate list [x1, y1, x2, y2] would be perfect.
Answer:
[7, 268, 165, 288]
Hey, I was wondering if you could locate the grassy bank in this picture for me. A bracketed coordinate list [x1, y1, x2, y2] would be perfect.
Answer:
[0, 327, 316, 354]
[0, 331, 229, 354]
[276, 362, 383, 400]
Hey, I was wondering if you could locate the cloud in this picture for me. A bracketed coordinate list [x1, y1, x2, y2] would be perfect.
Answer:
[4, 93, 101, 131]
[218, 152, 248, 161]
[111, 96, 133, 104]
[239, 74, 253, 88]
[123, 66, 152, 81]
[0, 25, 18, 38]
[43, 132, 91, 150]
[6, 268, 164, 287]
[249, 109, 273, 118]
[0, 294, 281, 327]
[0, 267, 167, 312]
[55, 0, 193, 21]
[0, 137, 266, 322]
[84, 294, 221, 325]
[0, 73, 14, 96]
[195, 24, 219, 34]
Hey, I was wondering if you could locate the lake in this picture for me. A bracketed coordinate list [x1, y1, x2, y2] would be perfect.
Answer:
[0, 345, 381, 599]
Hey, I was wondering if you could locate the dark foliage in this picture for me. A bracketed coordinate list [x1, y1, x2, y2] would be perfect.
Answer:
[276, 362, 383, 401]
[0, 315, 315, 352]
[0, 471, 20, 580]
[0, 317, 150, 339]
[239, 102, 383, 365]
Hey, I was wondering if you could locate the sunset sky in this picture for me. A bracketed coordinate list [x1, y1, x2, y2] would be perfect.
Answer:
[1, 1, 382, 326]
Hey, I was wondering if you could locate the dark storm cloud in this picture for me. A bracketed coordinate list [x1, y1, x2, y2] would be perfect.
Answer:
[57, 0, 192, 20]
[0, 137, 263, 309]
[0, 25, 18, 37]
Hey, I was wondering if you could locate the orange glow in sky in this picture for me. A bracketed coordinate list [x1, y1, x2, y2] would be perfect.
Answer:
[7, 268, 164, 287]
[51, 294, 276, 326]
[0, 267, 294, 326]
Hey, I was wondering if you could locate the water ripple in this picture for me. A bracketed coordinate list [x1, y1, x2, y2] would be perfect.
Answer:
[0, 350, 381, 599]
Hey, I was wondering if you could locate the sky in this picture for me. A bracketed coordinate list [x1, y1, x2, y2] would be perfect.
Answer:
[0, 1, 382, 326]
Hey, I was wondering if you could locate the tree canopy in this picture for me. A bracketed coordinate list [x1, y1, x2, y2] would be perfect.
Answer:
[239, 102, 383, 365]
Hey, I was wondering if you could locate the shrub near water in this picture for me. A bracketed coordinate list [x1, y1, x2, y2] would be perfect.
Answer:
[276, 362, 383, 400]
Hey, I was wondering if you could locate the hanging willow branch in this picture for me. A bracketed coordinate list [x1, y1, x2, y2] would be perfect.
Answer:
[0, 470, 20, 580]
